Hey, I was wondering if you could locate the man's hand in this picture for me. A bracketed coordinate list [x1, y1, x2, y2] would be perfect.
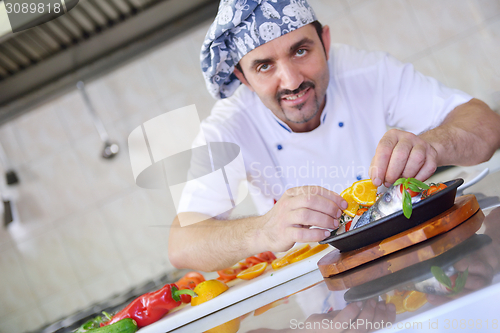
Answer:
[259, 186, 348, 253]
[169, 185, 347, 271]
[369, 129, 438, 187]
[370, 99, 500, 187]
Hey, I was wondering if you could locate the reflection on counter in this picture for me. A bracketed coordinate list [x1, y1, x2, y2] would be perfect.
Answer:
[196, 206, 500, 333]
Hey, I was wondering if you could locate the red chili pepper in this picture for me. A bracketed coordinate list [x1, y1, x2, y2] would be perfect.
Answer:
[102, 284, 196, 328]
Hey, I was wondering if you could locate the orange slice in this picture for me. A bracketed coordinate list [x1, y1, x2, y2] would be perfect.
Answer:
[385, 294, 406, 314]
[271, 244, 311, 270]
[340, 187, 359, 217]
[403, 290, 427, 312]
[191, 280, 229, 306]
[290, 244, 329, 263]
[351, 179, 377, 206]
[236, 262, 268, 280]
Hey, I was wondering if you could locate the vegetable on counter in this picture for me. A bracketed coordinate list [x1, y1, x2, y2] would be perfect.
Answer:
[75, 318, 137, 333]
[175, 271, 205, 303]
[191, 280, 229, 306]
[271, 244, 311, 270]
[236, 262, 268, 280]
[217, 251, 276, 283]
[102, 284, 196, 328]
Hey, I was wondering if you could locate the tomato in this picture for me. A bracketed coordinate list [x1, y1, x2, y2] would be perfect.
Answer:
[255, 251, 277, 263]
[245, 256, 265, 266]
[356, 208, 368, 216]
[424, 183, 447, 197]
[400, 185, 420, 197]
[345, 220, 352, 231]
[217, 268, 239, 280]
[176, 271, 206, 303]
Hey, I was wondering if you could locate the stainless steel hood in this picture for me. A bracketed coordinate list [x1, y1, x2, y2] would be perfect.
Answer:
[0, 0, 218, 124]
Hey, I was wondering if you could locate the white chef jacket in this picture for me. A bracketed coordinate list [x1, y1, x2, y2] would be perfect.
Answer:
[177, 44, 472, 218]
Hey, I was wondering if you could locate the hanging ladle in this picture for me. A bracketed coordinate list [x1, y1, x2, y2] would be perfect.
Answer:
[76, 81, 119, 159]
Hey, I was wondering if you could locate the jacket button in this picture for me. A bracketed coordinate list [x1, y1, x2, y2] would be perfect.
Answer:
[277, 144, 283, 150]
[339, 122, 344, 127]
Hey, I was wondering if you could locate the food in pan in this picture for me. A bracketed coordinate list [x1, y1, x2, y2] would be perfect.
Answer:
[335, 178, 447, 236]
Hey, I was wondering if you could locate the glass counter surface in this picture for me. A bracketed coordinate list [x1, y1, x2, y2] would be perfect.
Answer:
[171, 167, 500, 333]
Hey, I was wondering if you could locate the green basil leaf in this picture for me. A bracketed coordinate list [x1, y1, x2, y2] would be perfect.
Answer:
[454, 268, 469, 293]
[408, 183, 421, 193]
[393, 178, 405, 186]
[402, 190, 413, 219]
[431, 266, 452, 289]
[409, 178, 430, 190]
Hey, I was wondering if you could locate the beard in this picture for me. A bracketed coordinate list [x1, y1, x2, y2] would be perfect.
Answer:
[275, 81, 322, 124]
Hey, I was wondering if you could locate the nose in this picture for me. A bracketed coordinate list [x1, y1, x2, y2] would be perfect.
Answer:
[278, 61, 304, 92]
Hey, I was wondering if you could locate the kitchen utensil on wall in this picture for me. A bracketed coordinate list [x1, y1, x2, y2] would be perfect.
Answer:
[0, 141, 19, 227]
[76, 81, 119, 159]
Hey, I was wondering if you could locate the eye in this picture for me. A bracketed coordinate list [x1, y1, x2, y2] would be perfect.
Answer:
[257, 63, 271, 73]
[296, 49, 307, 57]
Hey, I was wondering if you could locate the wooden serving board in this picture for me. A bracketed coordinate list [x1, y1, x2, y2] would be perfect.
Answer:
[318, 194, 480, 278]
[324, 208, 485, 291]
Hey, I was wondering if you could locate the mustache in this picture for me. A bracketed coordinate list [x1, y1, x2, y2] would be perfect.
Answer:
[276, 81, 315, 100]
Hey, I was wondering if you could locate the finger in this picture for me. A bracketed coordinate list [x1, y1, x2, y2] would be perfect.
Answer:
[426, 294, 451, 306]
[329, 302, 362, 333]
[385, 302, 397, 324]
[290, 208, 339, 229]
[368, 302, 389, 333]
[413, 146, 438, 181]
[464, 274, 491, 290]
[370, 132, 398, 187]
[290, 193, 343, 220]
[344, 299, 376, 333]
[455, 258, 494, 279]
[287, 225, 332, 243]
[401, 144, 427, 179]
[384, 139, 413, 185]
[287, 186, 348, 211]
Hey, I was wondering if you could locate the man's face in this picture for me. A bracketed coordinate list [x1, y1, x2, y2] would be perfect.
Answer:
[234, 24, 331, 132]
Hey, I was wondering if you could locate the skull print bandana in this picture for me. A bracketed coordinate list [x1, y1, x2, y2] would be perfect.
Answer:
[200, 0, 317, 99]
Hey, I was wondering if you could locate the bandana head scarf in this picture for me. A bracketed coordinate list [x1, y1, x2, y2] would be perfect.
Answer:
[201, 0, 317, 99]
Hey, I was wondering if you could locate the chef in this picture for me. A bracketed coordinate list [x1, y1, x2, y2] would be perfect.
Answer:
[168, 0, 500, 271]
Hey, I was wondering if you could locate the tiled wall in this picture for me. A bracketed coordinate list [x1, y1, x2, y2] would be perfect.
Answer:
[0, 0, 499, 332]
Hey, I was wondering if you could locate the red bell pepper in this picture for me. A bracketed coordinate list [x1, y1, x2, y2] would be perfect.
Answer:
[102, 284, 196, 328]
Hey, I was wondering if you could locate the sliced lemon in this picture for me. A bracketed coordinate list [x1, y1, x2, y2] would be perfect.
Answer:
[290, 244, 329, 263]
[403, 290, 427, 312]
[351, 179, 377, 206]
[385, 294, 406, 314]
[271, 244, 311, 270]
[236, 262, 268, 280]
[191, 280, 229, 306]
[340, 187, 359, 217]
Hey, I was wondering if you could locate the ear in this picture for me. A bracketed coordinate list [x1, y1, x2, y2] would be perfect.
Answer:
[233, 65, 254, 92]
[321, 25, 331, 61]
